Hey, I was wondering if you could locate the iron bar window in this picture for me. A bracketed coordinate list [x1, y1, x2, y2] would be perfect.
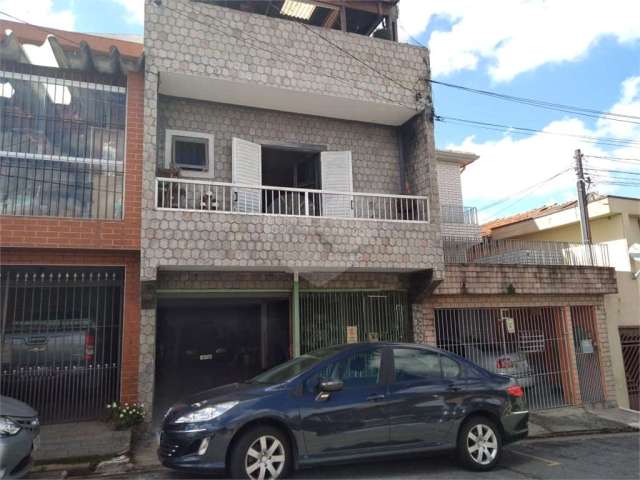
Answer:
[0, 63, 126, 219]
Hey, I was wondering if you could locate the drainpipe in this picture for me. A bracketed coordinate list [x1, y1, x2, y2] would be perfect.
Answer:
[292, 272, 301, 358]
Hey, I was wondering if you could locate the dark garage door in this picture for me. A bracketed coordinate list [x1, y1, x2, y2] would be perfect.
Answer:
[155, 298, 289, 420]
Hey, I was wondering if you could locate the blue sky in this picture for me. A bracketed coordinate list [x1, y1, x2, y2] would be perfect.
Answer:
[2, 0, 639, 222]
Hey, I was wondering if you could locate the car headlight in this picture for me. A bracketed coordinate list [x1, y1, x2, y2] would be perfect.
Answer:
[0, 417, 21, 436]
[174, 401, 239, 424]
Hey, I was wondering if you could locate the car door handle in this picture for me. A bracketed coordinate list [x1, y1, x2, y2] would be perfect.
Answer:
[447, 385, 462, 392]
[367, 393, 386, 402]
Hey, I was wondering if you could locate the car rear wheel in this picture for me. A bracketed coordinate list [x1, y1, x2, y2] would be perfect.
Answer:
[457, 416, 502, 471]
[229, 426, 291, 480]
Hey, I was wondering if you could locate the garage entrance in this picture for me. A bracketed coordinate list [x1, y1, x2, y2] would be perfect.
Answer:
[435, 307, 580, 410]
[154, 297, 289, 420]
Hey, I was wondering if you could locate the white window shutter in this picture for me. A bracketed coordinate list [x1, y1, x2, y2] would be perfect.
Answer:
[232, 137, 262, 213]
[321, 151, 353, 218]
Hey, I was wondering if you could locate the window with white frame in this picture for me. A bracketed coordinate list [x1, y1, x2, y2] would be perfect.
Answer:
[164, 130, 214, 176]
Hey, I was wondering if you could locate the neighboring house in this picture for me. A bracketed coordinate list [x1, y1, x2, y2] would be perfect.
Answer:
[0, 21, 144, 424]
[437, 149, 480, 238]
[483, 195, 640, 410]
[139, 0, 619, 418]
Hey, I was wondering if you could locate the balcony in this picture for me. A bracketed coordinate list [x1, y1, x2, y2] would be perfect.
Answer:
[145, 177, 439, 274]
[0, 65, 126, 219]
[443, 236, 610, 267]
[441, 205, 478, 225]
[156, 178, 429, 222]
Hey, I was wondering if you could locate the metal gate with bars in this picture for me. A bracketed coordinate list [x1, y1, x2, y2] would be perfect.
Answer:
[570, 306, 606, 404]
[299, 291, 411, 354]
[620, 327, 639, 411]
[0, 267, 123, 423]
[435, 307, 580, 410]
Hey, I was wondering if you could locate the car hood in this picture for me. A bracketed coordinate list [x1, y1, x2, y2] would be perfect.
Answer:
[0, 396, 37, 418]
[165, 382, 281, 423]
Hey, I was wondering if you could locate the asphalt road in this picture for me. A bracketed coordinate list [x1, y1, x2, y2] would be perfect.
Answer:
[36, 432, 640, 480]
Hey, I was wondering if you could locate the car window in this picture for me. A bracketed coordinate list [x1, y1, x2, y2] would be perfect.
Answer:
[393, 348, 441, 382]
[441, 356, 462, 380]
[314, 349, 382, 389]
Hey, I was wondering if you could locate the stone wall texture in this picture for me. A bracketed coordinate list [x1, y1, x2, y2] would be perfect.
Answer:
[435, 264, 618, 296]
[157, 96, 403, 194]
[144, 0, 426, 108]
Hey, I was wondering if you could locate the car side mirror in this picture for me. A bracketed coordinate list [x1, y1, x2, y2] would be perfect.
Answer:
[318, 379, 343, 392]
[315, 379, 343, 402]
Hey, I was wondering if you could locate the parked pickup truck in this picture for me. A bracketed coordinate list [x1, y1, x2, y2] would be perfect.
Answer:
[1, 320, 96, 368]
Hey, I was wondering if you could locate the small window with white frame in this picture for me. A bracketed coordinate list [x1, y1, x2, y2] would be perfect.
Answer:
[164, 129, 214, 177]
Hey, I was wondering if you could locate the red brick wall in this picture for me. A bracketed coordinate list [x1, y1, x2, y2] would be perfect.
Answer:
[0, 71, 144, 251]
[1, 248, 141, 404]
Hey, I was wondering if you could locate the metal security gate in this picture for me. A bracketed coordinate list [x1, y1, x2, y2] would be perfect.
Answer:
[620, 327, 640, 411]
[570, 306, 606, 404]
[0, 267, 123, 423]
[436, 307, 576, 410]
[299, 291, 411, 354]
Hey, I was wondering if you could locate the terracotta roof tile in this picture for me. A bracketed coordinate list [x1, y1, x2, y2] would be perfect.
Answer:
[481, 199, 578, 236]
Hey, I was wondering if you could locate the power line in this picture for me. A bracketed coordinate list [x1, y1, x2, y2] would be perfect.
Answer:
[264, 2, 417, 95]
[436, 115, 640, 149]
[584, 167, 640, 176]
[477, 167, 572, 212]
[158, 1, 419, 111]
[430, 79, 640, 125]
[584, 154, 640, 163]
[0, 10, 83, 48]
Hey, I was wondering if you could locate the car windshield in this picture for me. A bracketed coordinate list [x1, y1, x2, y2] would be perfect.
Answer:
[249, 345, 344, 385]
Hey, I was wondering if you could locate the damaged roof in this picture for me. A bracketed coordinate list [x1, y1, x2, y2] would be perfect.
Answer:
[0, 19, 144, 76]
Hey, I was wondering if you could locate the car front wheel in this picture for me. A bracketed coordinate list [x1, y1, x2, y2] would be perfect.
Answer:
[457, 416, 502, 471]
[229, 426, 291, 480]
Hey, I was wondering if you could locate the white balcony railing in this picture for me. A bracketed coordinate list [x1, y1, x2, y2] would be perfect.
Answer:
[156, 177, 430, 223]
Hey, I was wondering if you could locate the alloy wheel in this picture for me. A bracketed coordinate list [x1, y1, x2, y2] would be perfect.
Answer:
[466, 423, 498, 465]
[245, 435, 286, 480]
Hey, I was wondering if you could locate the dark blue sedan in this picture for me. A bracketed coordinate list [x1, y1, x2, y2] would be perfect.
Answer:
[159, 342, 529, 479]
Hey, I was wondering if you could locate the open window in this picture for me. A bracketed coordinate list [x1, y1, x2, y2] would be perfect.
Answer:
[231, 137, 353, 217]
[164, 129, 214, 177]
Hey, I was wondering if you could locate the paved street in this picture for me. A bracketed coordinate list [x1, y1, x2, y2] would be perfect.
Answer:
[56, 432, 639, 480]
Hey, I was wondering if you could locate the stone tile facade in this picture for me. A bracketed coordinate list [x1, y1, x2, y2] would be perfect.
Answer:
[144, 0, 426, 108]
[141, 0, 443, 282]
[157, 97, 404, 194]
[436, 264, 618, 296]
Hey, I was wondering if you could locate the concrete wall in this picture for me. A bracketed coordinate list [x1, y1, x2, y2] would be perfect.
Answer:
[437, 160, 480, 239]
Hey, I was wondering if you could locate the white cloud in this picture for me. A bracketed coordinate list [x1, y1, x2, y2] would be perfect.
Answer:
[113, 0, 144, 25]
[0, 0, 74, 30]
[399, 0, 640, 81]
[451, 75, 640, 222]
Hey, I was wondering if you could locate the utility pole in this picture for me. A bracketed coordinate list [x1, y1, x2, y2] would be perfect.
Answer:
[574, 149, 592, 244]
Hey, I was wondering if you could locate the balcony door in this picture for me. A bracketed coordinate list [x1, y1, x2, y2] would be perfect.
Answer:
[321, 150, 353, 218]
[232, 137, 262, 213]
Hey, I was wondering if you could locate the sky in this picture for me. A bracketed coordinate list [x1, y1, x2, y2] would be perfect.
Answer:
[2, 0, 639, 223]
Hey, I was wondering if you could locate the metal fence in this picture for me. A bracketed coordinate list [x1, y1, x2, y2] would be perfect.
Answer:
[441, 205, 478, 225]
[156, 178, 430, 222]
[0, 267, 123, 424]
[620, 327, 640, 411]
[570, 306, 606, 405]
[299, 291, 412, 354]
[0, 64, 126, 219]
[435, 307, 577, 410]
[443, 236, 610, 267]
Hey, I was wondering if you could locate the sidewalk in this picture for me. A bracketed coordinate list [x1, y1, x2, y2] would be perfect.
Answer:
[29, 407, 639, 477]
[528, 407, 640, 438]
